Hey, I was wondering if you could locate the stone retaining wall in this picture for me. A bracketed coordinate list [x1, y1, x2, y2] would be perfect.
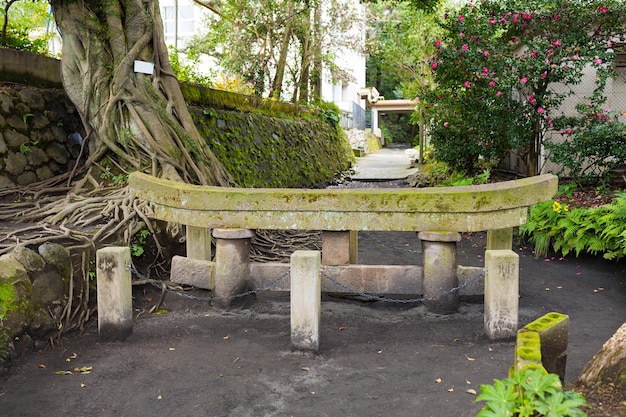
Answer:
[0, 83, 85, 187]
[0, 243, 71, 374]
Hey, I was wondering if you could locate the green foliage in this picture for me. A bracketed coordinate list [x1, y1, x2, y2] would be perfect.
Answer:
[521, 190, 626, 260]
[547, 102, 626, 183]
[424, 0, 626, 175]
[18, 140, 37, 154]
[314, 101, 342, 128]
[476, 369, 587, 417]
[168, 46, 213, 87]
[130, 229, 150, 258]
[1, 0, 53, 54]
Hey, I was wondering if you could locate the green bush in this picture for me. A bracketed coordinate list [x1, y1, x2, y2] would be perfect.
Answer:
[547, 103, 626, 183]
[476, 369, 587, 417]
[520, 190, 626, 260]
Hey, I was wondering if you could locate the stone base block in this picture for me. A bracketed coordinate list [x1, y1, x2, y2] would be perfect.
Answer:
[170, 255, 214, 290]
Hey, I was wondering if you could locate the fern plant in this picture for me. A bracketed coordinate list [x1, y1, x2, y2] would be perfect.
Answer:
[476, 369, 587, 417]
[521, 191, 626, 260]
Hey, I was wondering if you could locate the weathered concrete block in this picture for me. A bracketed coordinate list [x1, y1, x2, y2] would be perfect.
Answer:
[96, 247, 132, 342]
[186, 226, 212, 260]
[487, 228, 513, 250]
[322, 231, 350, 265]
[290, 250, 321, 352]
[170, 255, 214, 290]
[524, 312, 569, 380]
[484, 249, 519, 340]
[513, 329, 545, 375]
[213, 228, 254, 307]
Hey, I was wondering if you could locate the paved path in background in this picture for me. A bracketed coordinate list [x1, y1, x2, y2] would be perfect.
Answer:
[350, 146, 420, 181]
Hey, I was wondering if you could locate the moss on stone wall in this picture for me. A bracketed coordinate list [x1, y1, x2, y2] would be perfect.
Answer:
[192, 106, 353, 188]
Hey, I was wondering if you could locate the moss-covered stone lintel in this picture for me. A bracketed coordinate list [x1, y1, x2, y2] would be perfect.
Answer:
[513, 312, 570, 381]
[129, 172, 558, 232]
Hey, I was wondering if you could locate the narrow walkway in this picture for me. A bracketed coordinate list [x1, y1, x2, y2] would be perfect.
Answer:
[350, 146, 420, 181]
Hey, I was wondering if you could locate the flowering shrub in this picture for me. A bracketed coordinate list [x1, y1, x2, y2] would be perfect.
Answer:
[423, 0, 626, 175]
[547, 102, 626, 183]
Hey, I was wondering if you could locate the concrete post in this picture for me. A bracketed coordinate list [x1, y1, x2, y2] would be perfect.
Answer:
[96, 247, 133, 342]
[322, 231, 351, 265]
[186, 226, 212, 260]
[487, 228, 513, 250]
[213, 228, 255, 307]
[418, 231, 461, 314]
[349, 230, 358, 264]
[290, 250, 321, 352]
[484, 249, 519, 340]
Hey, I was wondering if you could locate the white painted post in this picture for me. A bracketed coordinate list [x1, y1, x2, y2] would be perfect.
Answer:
[290, 250, 321, 352]
[484, 249, 519, 340]
[96, 247, 133, 341]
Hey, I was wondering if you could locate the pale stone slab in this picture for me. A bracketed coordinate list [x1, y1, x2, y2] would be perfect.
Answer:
[96, 247, 133, 342]
[484, 250, 519, 340]
[322, 231, 350, 265]
[290, 251, 321, 352]
[170, 255, 214, 290]
[186, 226, 212, 260]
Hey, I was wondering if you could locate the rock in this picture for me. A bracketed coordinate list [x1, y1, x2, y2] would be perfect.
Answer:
[6, 115, 28, 131]
[0, 175, 14, 188]
[12, 247, 46, 274]
[0, 134, 6, 154]
[17, 89, 44, 111]
[26, 147, 49, 166]
[38, 242, 71, 276]
[0, 92, 13, 114]
[46, 142, 69, 164]
[16, 172, 37, 186]
[31, 271, 65, 307]
[4, 151, 27, 175]
[4, 129, 29, 148]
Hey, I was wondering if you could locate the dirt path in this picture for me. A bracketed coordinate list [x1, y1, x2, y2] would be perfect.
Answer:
[1, 231, 625, 417]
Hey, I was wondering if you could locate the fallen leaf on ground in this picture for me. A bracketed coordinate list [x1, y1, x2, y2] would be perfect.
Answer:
[448, 387, 454, 392]
[467, 389, 477, 395]
[223, 335, 229, 340]
[302, 367, 310, 372]
[435, 378, 442, 383]
[465, 354, 476, 361]
[169, 347, 176, 351]
[37, 364, 46, 369]
[74, 367, 92, 374]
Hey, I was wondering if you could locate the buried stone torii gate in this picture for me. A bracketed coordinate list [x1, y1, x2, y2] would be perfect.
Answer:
[97, 172, 557, 348]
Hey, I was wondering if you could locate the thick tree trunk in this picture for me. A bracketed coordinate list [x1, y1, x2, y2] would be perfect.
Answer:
[578, 322, 626, 390]
[49, 0, 233, 186]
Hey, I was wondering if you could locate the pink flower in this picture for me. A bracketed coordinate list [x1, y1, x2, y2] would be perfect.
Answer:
[528, 95, 537, 104]
[462, 44, 469, 51]
[458, 15, 464, 22]
[489, 80, 496, 88]
[530, 51, 538, 58]
[464, 81, 471, 88]
[512, 13, 519, 23]
[520, 77, 528, 84]
[547, 49, 554, 56]
[484, 51, 489, 57]
[564, 129, 573, 135]
[489, 18, 497, 24]
[522, 12, 532, 20]
[500, 18, 507, 24]
[598, 5, 608, 13]
[444, 122, 449, 127]
[431, 62, 438, 69]
[541, 72, 547, 79]
[537, 107, 546, 114]
[496, 91, 503, 97]
[483, 67, 489, 74]
[594, 57, 603, 65]
[573, 54, 580, 60]
[553, 14, 560, 21]
[435, 40, 441, 47]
